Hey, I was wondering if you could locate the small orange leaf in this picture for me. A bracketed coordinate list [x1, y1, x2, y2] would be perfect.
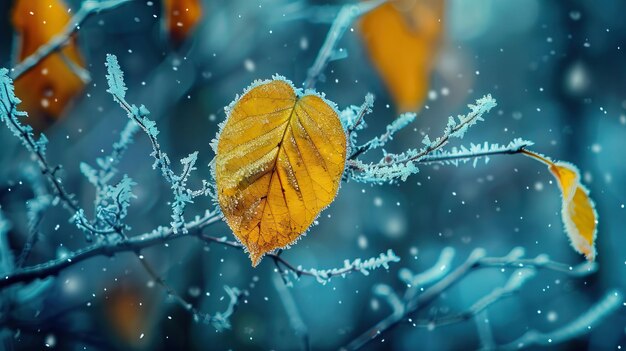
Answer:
[11, 0, 86, 130]
[215, 78, 347, 266]
[163, 0, 203, 44]
[360, 0, 444, 111]
[523, 150, 597, 260]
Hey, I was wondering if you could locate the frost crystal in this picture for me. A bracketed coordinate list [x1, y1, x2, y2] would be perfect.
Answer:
[105, 54, 127, 100]
[305, 249, 400, 284]
[420, 138, 534, 167]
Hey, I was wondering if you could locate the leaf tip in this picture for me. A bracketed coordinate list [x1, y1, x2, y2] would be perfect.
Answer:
[249, 250, 264, 267]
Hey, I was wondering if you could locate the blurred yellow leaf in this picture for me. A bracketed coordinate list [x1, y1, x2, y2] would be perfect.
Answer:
[11, 0, 86, 131]
[523, 150, 597, 260]
[163, 0, 203, 44]
[215, 79, 347, 266]
[360, 0, 444, 112]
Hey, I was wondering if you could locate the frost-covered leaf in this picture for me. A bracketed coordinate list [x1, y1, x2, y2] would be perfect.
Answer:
[215, 77, 347, 266]
[11, 0, 86, 130]
[360, 0, 444, 111]
[163, 0, 203, 44]
[523, 150, 598, 260]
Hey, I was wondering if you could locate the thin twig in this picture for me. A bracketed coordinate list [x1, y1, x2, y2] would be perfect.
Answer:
[0, 82, 79, 213]
[136, 254, 245, 330]
[272, 273, 310, 351]
[58, 51, 91, 83]
[349, 96, 496, 173]
[15, 218, 42, 268]
[416, 143, 532, 164]
[303, 0, 386, 89]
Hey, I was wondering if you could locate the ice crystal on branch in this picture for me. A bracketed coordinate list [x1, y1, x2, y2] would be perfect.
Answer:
[105, 53, 127, 101]
[300, 249, 400, 284]
[346, 94, 504, 184]
[0, 69, 49, 161]
[420, 138, 534, 167]
[103, 54, 209, 233]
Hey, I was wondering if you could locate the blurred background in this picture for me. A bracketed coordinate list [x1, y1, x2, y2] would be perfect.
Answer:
[1, 0, 626, 350]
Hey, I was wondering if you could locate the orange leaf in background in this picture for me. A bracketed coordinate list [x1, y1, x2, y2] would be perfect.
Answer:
[360, 0, 444, 112]
[104, 284, 155, 347]
[523, 150, 598, 261]
[163, 0, 203, 45]
[11, 0, 86, 131]
[215, 78, 347, 266]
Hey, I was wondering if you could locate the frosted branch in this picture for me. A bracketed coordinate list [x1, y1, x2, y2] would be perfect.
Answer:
[16, 166, 52, 267]
[495, 290, 623, 351]
[400, 247, 455, 301]
[304, 0, 386, 89]
[10, 0, 132, 80]
[404, 268, 537, 349]
[294, 249, 401, 284]
[81, 120, 139, 208]
[0, 211, 398, 289]
[347, 95, 499, 184]
[0, 69, 78, 213]
[417, 139, 534, 167]
[105, 54, 202, 233]
[344, 93, 374, 134]
[350, 112, 416, 160]
[342, 247, 604, 351]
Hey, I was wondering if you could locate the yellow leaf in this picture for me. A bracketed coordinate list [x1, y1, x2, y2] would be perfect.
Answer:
[523, 150, 597, 260]
[215, 78, 347, 266]
[360, 0, 444, 111]
[11, 0, 86, 131]
[163, 0, 203, 45]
